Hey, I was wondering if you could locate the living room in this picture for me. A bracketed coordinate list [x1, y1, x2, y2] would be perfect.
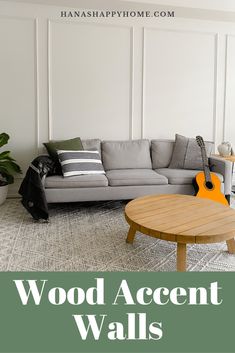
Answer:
[1, 0, 235, 272]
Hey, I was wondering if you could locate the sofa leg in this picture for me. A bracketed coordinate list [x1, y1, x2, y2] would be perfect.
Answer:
[225, 194, 231, 205]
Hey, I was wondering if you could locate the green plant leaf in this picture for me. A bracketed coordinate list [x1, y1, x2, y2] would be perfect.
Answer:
[0, 156, 15, 162]
[0, 133, 21, 183]
[0, 166, 14, 184]
[0, 133, 9, 148]
[0, 160, 22, 175]
[0, 151, 15, 161]
[10, 161, 22, 173]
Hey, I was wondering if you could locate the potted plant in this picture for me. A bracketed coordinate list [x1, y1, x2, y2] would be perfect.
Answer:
[0, 133, 22, 205]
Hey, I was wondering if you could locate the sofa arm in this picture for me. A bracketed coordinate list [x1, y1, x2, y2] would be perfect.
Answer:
[209, 156, 232, 195]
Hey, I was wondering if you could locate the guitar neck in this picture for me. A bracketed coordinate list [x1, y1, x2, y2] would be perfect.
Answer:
[201, 146, 211, 183]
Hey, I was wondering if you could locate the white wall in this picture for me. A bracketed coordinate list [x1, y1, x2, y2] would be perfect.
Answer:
[1, 1, 235, 196]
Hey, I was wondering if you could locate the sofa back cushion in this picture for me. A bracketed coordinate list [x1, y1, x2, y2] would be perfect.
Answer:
[82, 139, 101, 154]
[151, 140, 175, 168]
[102, 140, 152, 170]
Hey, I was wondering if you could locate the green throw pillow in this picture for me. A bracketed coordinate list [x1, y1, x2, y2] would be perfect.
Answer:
[44, 137, 84, 173]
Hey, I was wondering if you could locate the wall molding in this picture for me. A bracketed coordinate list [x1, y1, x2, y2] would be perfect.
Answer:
[0, 15, 39, 172]
[222, 34, 228, 142]
[223, 33, 235, 142]
[34, 18, 40, 153]
[0, 16, 39, 153]
[2, 4, 235, 196]
[141, 26, 218, 141]
[141, 27, 145, 139]
[212, 33, 218, 144]
[47, 19, 52, 141]
[47, 19, 134, 140]
[129, 26, 134, 140]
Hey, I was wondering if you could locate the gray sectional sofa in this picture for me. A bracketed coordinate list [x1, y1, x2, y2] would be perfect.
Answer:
[44, 139, 232, 203]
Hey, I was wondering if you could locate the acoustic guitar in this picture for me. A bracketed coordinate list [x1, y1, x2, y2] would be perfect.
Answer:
[194, 136, 228, 206]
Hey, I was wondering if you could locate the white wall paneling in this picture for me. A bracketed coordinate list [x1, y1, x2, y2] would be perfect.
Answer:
[223, 34, 235, 184]
[224, 35, 235, 146]
[0, 16, 38, 172]
[1, 1, 235, 196]
[48, 20, 134, 140]
[142, 27, 217, 141]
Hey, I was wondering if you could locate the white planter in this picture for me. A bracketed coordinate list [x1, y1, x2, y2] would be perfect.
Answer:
[0, 184, 8, 205]
[217, 142, 232, 157]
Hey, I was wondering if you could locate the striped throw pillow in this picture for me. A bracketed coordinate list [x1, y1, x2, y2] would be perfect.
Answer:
[57, 150, 105, 177]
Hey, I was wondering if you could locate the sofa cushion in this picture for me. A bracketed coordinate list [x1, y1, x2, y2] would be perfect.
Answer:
[82, 139, 101, 155]
[156, 168, 223, 185]
[151, 140, 175, 169]
[106, 169, 168, 186]
[169, 134, 214, 170]
[102, 140, 152, 170]
[45, 174, 108, 188]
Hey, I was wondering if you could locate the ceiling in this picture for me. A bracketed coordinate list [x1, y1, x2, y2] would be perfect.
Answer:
[121, 0, 235, 12]
[2, 0, 235, 22]
[3, 0, 235, 12]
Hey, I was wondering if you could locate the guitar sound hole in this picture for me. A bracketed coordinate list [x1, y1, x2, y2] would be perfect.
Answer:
[205, 181, 214, 190]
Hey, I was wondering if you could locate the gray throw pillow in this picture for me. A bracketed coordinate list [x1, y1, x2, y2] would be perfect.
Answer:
[169, 134, 213, 170]
[57, 149, 105, 177]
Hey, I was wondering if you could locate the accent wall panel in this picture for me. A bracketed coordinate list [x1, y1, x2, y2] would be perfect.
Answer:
[143, 28, 216, 141]
[49, 21, 133, 140]
[224, 35, 235, 146]
[0, 17, 37, 173]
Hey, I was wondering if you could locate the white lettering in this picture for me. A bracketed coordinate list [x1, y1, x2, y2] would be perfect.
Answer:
[113, 280, 135, 305]
[14, 279, 47, 305]
[73, 314, 106, 340]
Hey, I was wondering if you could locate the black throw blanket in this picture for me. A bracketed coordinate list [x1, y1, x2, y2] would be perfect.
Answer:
[19, 156, 56, 221]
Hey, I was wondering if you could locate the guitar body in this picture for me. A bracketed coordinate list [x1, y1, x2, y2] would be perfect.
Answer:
[195, 171, 228, 206]
[194, 136, 229, 206]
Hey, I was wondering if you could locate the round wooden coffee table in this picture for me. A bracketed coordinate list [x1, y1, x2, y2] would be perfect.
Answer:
[125, 194, 235, 271]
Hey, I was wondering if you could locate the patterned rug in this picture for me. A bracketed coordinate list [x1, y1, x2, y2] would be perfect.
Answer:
[1, 199, 235, 272]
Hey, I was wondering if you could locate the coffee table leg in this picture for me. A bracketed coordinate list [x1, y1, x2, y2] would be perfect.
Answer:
[177, 243, 187, 272]
[126, 226, 136, 244]
[226, 238, 235, 254]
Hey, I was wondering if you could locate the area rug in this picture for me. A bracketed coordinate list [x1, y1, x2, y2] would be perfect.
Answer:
[1, 199, 235, 272]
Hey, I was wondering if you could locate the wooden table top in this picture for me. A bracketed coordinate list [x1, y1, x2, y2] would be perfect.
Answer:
[125, 194, 235, 244]
[213, 154, 235, 162]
